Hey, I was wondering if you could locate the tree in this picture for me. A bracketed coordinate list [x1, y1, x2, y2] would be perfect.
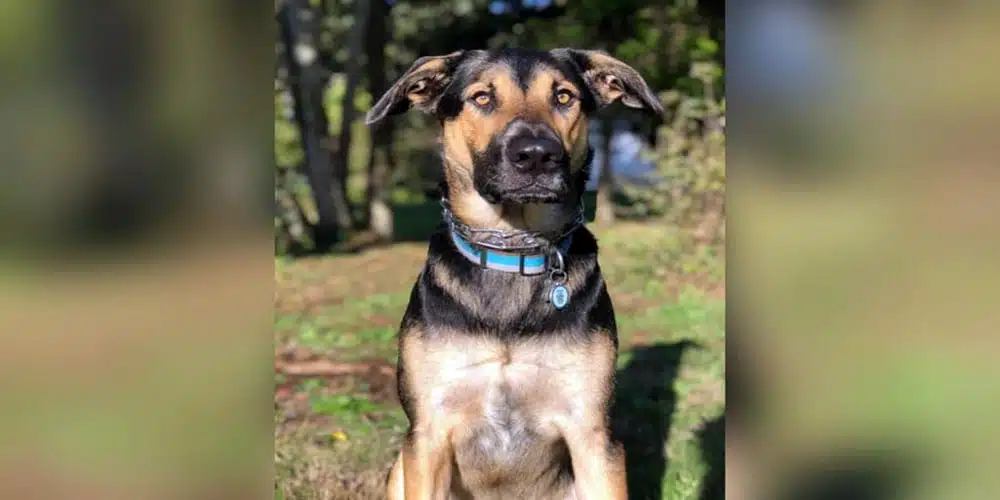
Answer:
[277, 0, 349, 247]
[331, 0, 372, 233]
[364, 0, 396, 241]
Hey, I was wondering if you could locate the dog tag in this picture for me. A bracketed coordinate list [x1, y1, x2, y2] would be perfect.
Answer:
[550, 284, 569, 310]
[547, 248, 569, 310]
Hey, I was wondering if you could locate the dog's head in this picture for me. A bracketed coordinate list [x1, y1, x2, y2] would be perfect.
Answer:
[366, 48, 663, 231]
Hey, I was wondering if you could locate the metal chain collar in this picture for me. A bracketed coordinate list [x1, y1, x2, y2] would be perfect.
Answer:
[440, 197, 585, 254]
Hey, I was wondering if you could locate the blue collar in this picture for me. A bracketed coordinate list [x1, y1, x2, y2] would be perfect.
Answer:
[450, 230, 573, 276]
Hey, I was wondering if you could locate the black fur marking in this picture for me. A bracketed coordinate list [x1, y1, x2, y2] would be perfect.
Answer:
[573, 146, 595, 200]
[485, 48, 598, 112]
[395, 279, 423, 421]
[433, 48, 601, 122]
[397, 226, 615, 343]
[490, 49, 541, 92]
[470, 135, 508, 204]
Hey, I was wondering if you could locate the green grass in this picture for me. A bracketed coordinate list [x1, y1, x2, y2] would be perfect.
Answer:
[274, 222, 725, 500]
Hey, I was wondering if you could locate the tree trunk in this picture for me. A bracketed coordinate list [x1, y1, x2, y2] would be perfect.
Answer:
[595, 118, 617, 224]
[365, 127, 395, 241]
[332, 0, 372, 232]
[277, 0, 343, 247]
[364, 0, 395, 241]
[59, 0, 176, 247]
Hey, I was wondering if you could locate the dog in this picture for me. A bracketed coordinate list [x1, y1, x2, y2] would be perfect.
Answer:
[364, 48, 664, 500]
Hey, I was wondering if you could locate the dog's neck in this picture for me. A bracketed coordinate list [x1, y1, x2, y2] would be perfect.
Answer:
[439, 167, 576, 232]
[442, 192, 582, 252]
[454, 195, 575, 235]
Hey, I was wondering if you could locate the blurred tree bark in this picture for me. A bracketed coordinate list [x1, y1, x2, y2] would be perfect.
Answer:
[59, 0, 183, 248]
[277, 0, 345, 246]
[364, 0, 395, 241]
[332, 0, 372, 231]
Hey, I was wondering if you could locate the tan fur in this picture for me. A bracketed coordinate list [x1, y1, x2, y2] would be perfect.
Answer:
[524, 67, 589, 172]
[576, 51, 628, 104]
[405, 52, 463, 107]
[573, 50, 653, 111]
[389, 328, 624, 500]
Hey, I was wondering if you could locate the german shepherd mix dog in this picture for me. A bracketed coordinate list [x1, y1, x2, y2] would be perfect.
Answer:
[365, 48, 664, 500]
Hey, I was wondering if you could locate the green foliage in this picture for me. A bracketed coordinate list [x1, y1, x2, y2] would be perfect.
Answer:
[274, 92, 301, 169]
[325, 75, 372, 136]
[310, 393, 379, 419]
[621, 57, 725, 244]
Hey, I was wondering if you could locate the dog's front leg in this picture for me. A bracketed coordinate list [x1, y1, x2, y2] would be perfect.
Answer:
[561, 423, 628, 500]
[400, 426, 454, 500]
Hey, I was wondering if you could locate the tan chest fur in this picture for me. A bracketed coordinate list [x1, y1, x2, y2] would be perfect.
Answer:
[401, 331, 616, 499]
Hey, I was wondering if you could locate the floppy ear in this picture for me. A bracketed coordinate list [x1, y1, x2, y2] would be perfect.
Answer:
[365, 51, 464, 126]
[556, 49, 665, 117]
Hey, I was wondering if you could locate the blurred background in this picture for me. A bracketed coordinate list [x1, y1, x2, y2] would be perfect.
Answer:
[273, 1, 725, 499]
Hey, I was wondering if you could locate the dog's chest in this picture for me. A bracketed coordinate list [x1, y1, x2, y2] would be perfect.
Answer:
[416, 336, 599, 480]
[428, 339, 584, 433]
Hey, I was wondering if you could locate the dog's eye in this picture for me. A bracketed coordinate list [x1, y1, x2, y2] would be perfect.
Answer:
[555, 89, 575, 106]
[471, 92, 492, 108]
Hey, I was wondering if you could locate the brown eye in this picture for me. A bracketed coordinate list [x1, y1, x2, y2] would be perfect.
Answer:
[555, 90, 575, 106]
[472, 92, 492, 107]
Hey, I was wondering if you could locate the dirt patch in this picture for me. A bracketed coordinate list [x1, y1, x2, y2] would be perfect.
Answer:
[274, 353, 402, 500]
[275, 354, 398, 403]
[611, 290, 664, 314]
[274, 348, 401, 440]
[663, 270, 725, 300]
[276, 244, 428, 315]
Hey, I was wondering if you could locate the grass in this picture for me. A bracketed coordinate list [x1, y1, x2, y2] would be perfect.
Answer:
[274, 221, 725, 500]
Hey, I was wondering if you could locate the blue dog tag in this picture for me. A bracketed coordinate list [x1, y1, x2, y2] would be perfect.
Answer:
[550, 284, 569, 310]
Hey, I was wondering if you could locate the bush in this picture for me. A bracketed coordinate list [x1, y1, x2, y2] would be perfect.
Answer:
[621, 59, 725, 245]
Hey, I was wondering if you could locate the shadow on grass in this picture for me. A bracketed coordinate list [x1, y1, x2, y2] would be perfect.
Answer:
[612, 341, 698, 500]
[772, 446, 926, 500]
[722, 312, 926, 500]
[696, 413, 725, 500]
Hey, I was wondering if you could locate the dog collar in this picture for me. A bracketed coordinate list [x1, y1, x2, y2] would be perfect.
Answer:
[449, 229, 573, 276]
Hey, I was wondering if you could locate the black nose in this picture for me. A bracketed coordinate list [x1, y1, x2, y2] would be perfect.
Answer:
[506, 136, 565, 172]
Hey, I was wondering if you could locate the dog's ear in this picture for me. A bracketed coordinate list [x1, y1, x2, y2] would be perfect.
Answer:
[555, 49, 664, 117]
[365, 51, 464, 125]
